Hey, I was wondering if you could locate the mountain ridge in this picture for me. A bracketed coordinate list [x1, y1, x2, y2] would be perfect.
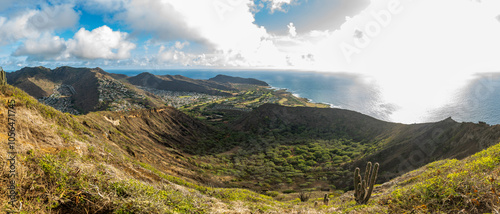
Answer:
[2, 67, 500, 213]
[6, 67, 275, 115]
[232, 103, 500, 189]
[209, 74, 269, 86]
[127, 72, 234, 95]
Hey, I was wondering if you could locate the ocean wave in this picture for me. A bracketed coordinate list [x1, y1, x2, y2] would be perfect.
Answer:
[329, 104, 343, 109]
[269, 86, 287, 91]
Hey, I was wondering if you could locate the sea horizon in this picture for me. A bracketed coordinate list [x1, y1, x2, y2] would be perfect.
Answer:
[102, 69, 500, 126]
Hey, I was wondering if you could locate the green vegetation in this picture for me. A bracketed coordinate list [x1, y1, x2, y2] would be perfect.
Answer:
[0, 85, 290, 213]
[181, 86, 329, 117]
[193, 138, 367, 192]
[3, 73, 500, 213]
[381, 142, 500, 213]
[179, 96, 385, 193]
[2, 146, 296, 213]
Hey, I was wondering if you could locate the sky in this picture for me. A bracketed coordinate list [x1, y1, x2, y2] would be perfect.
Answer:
[1, 0, 500, 74]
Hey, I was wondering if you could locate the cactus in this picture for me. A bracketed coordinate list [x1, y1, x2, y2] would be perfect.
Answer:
[354, 162, 379, 204]
[323, 193, 329, 205]
[0, 67, 6, 86]
[298, 191, 310, 202]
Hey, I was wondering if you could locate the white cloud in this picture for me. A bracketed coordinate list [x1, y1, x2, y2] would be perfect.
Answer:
[111, 0, 288, 67]
[114, 0, 204, 42]
[28, 4, 80, 32]
[10, 24, 137, 61]
[156, 45, 226, 67]
[67, 26, 136, 60]
[157, 45, 191, 65]
[12, 34, 67, 60]
[261, 0, 294, 13]
[0, 4, 79, 44]
[0, 11, 39, 44]
[263, 0, 500, 73]
[287, 22, 297, 37]
[174, 41, 189, 50]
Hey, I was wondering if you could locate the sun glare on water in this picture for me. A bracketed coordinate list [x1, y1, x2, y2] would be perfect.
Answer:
[337, 0, 500, 124]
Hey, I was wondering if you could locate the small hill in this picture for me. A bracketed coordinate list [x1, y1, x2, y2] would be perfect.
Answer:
[234, 103, 400, 141]
[127, 72, 235, 95]
[209, 74, 269, 86]
[6, 66, 160, 114]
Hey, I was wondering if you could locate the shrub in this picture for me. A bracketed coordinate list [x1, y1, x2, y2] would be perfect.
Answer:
[298, 191, 311, 202]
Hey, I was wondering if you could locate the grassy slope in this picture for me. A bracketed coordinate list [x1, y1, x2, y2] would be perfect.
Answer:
[0, 85, 290, 213]
[336, 141, 500, 213]
[383, 141, 500, 213]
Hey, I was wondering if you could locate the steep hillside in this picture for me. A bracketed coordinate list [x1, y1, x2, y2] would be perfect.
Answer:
[6, 66, 161, 114]
[381, 141, 500, 213]
[228, 104, 500, 190]
[334, 140, 500, 213]
[353, 118, 500, 180]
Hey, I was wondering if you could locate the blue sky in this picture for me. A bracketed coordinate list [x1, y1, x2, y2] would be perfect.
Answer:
[0, 0, 500, 77]
[0, 0, 371, 70]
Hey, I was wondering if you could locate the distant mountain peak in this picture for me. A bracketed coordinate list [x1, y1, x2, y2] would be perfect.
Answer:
[443, 116, 455, 122]
[128, 72, 235, 95]
[209, 74, 269, 86]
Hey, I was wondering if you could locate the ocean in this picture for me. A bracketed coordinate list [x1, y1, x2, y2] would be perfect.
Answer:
[108, 69, 500, 125]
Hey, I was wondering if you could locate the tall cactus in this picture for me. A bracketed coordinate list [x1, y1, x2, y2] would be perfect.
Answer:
[354, 161, 379, 204]
[0, 67, 6, 86]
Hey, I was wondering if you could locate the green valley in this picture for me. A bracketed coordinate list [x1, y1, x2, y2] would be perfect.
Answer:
[1, 67, 499, 213]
